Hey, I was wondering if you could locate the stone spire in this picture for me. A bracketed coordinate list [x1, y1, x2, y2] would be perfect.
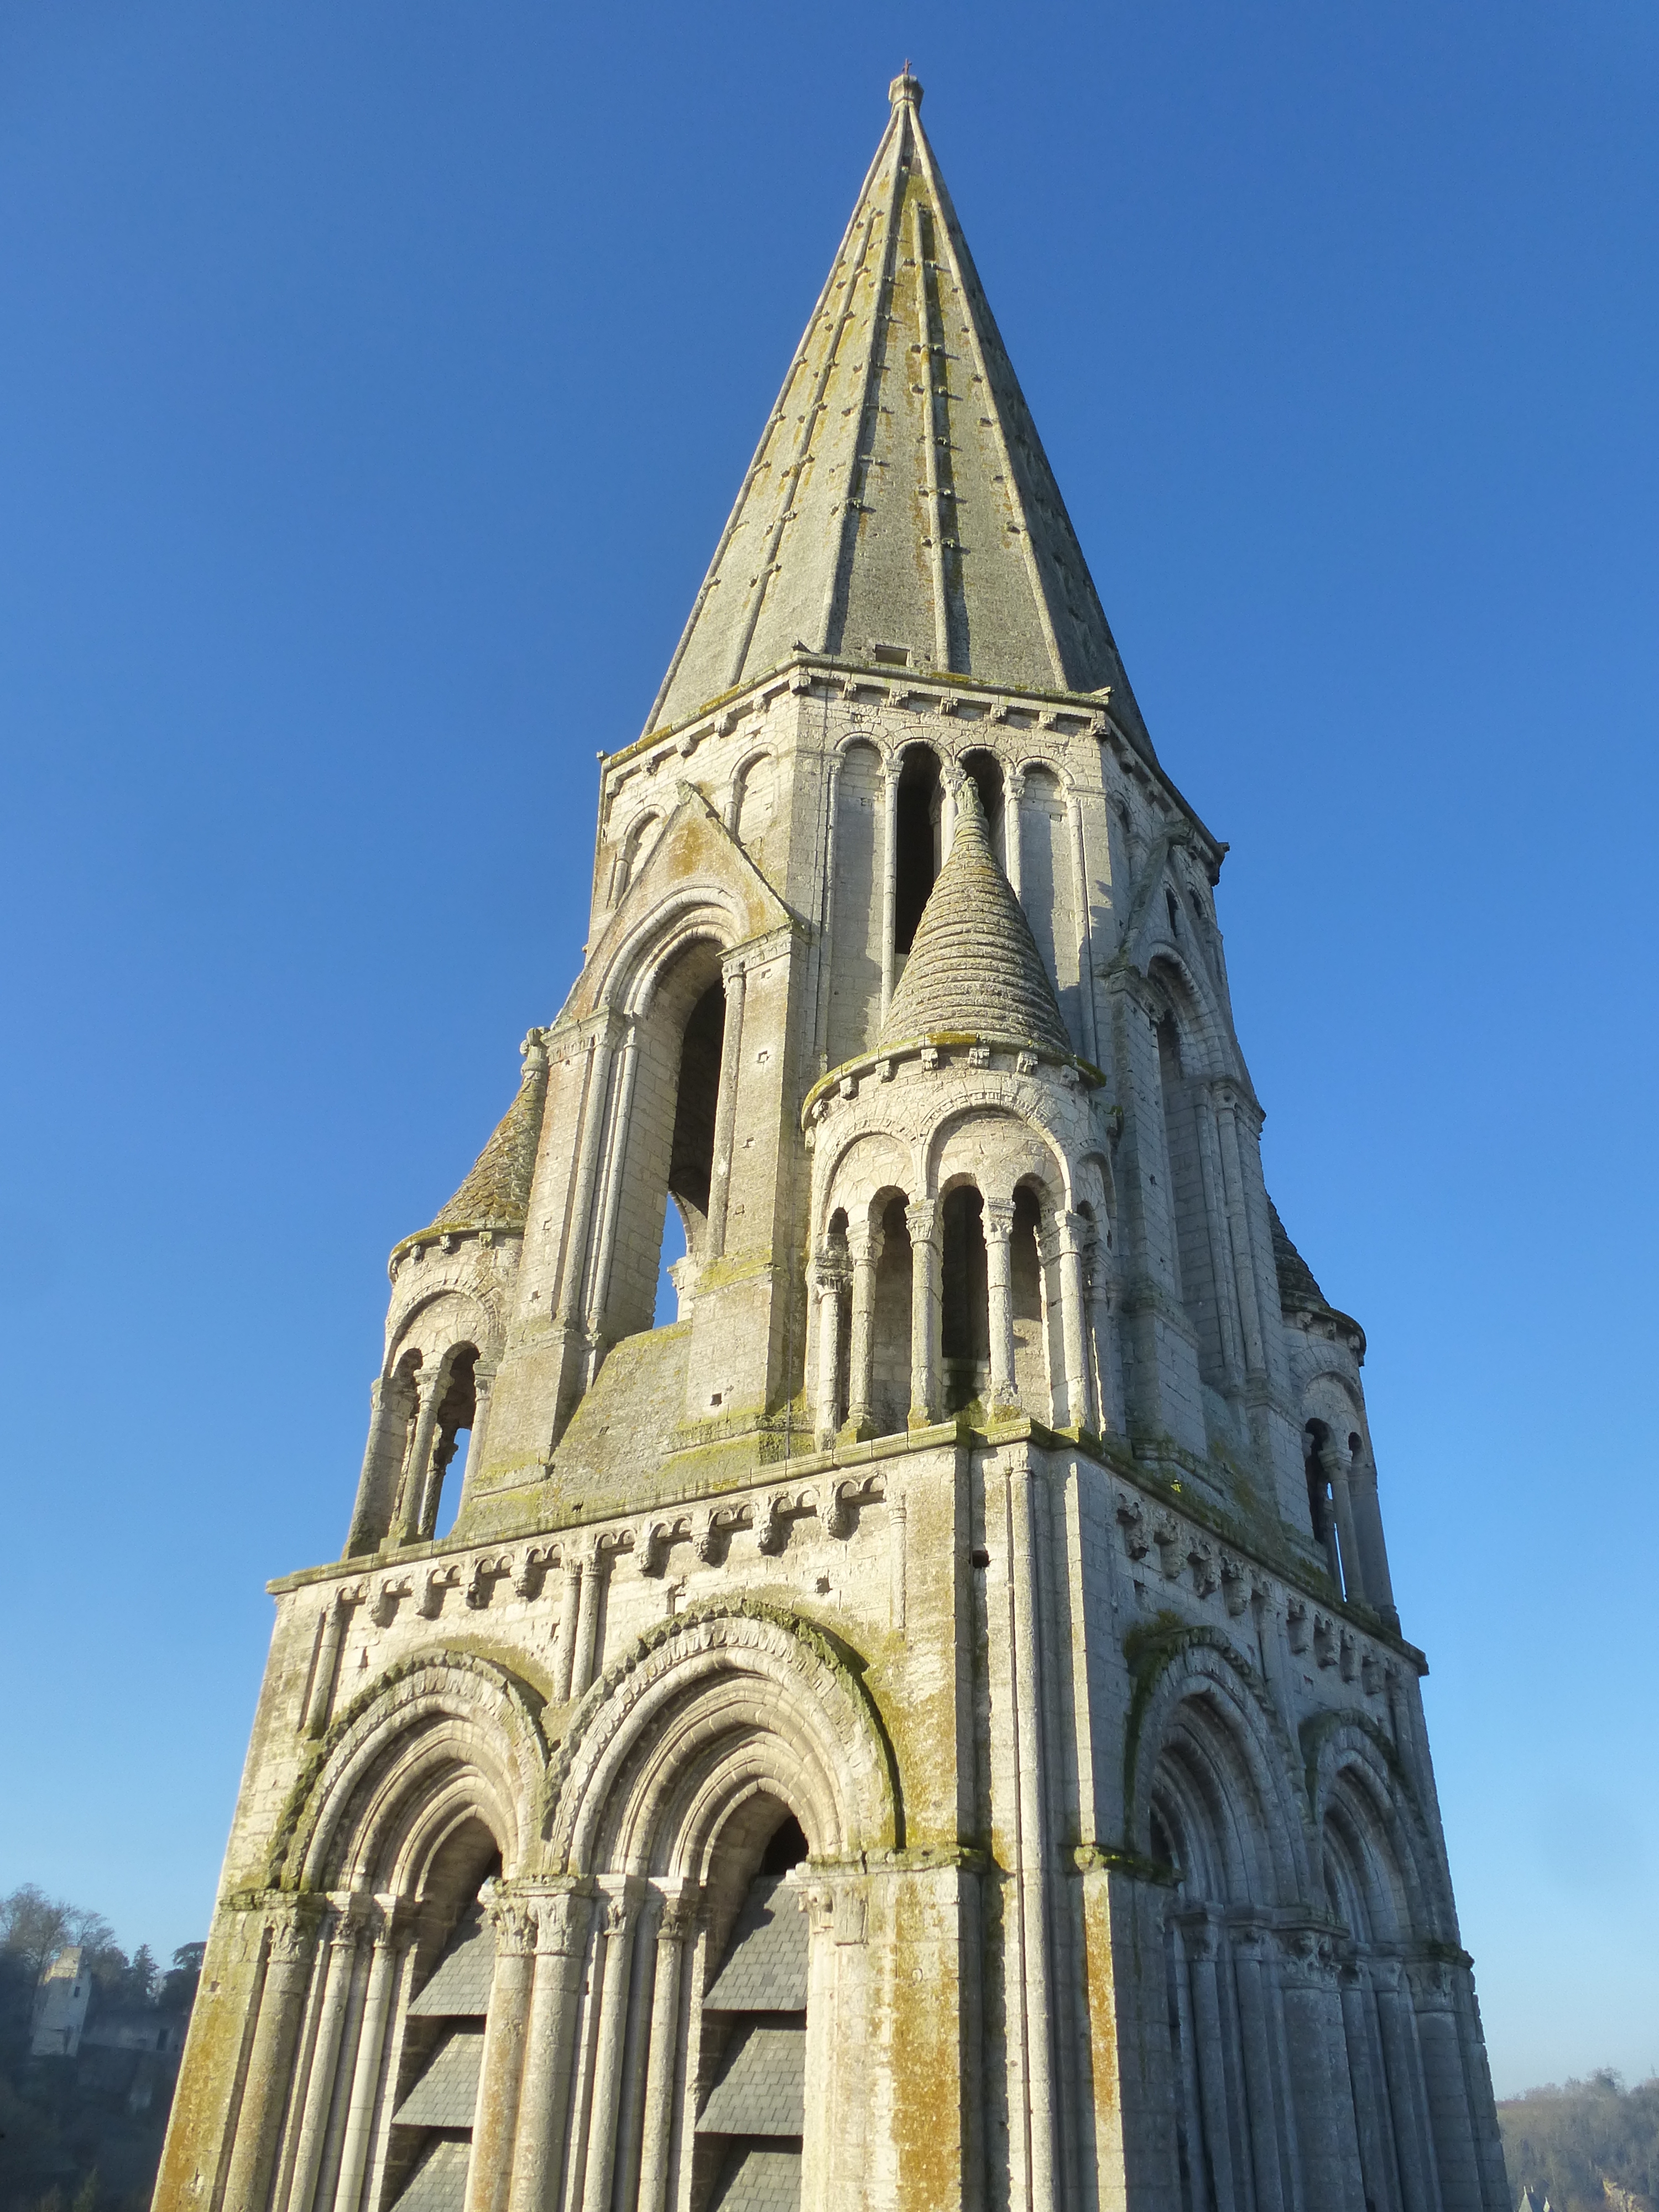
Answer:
[395, 1030, 550, 1256]
[645, 74, 1153, 750]
[878, 778, 1071, 1056]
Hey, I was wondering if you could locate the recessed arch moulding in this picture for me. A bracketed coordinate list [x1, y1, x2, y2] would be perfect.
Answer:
[156, 71, 1506, 2212]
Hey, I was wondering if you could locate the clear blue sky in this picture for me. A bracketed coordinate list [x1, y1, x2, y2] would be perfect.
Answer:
[2, 1, 1655, 2098]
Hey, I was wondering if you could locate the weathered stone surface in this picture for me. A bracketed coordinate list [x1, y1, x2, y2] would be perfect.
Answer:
[152, 70, 1507, 2212]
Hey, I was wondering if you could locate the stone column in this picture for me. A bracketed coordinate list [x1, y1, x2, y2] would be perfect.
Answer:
[301, 1598, 350, 1739]
[284, 1905, 364, 2212]
[392, 1370, 445, 1546]
[812, 1247, 848, 1449]
[1350, 1449, 1399, 1627]
[984, 1199, 1017, 1412]
[880, 761, 900, 1020]
[1278, 1929, 1367, 2210]
[580, 1890, 644, 2212]
[1372, 1958, 1440, 2212]
[1005, 1452, 1057, 2209]
[843, 1220, 883, 1437]
[221, 1902, 322, 2212]
[1408, 1958, 1484, 2210]
[552, 1021, 622, 1436]
[1320, 1438, 1368, 1608]
[1342, 1959, 1402, 2212]
[905, 1199, 941, 1426]
[634, 1895, 695, 2212]
[1004, 766, 1024, 902]
[346, 1380, 404, 1556]
[463, 1893, 538, 2212]
[330, 1908, 408, 2212]
[1213, 1083, 1268, 1378]
[571, 1541, 611, 1702]
[582, 1023, 641, 1383]
[940, 765, 959, 862]
[1230, 1922, 1289, 2212]
[551, 1553, 583, 1705]
[1181, 1916, 1242, 2210]
[454, 1364, 495, 1524]
[706, 958, 748, 1258]
[1065, 790, 1099, 1065]
[1051, 1210, 1096, 1434]
[813, 765, 841, 1077]
[506, 1887, 593, 2212]
[1083, 1232, 1123, 1435]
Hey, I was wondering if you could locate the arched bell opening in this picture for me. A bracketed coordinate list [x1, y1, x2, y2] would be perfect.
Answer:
[940, 1183, 990, 1414]
[959, 747, 1006, 869]
[894, 745, 943, 957]
[870, 1191, 914, 1437]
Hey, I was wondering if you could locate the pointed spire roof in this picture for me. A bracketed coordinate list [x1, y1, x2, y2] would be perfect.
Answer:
[878, 778, 1071, 1056]
[646, 73, 1152, 748]
[396, 1031, 550, 1256]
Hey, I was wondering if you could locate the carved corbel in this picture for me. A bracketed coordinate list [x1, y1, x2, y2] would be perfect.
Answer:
[1115, 1494, 1150, 1561]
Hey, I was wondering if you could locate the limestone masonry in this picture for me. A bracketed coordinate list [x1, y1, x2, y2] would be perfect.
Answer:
[155, 72, 1509, 2212]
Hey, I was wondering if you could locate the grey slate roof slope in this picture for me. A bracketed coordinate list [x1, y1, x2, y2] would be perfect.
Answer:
[702, 1876, 808, 2012]
[710, 2144, 802, 2212]
[400, 1032, 549, 1254]
[408, 1906, 494, 2018]
[393, 2027, 485, 2129]
[878, 778, 1072, 1057]
[1267, 1201, 1332, 1316]
[392, 2141, 471, 2212]
[699, 2023, 806, 2139]
[645, 72, 1154, 754]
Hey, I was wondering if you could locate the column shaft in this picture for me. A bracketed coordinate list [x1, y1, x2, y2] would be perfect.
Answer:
[880, 766, 900, 1020]
[330, 1931, 401, 2212]
[984, 1204, 1016, 1410]
[905, 1202, 941, 1425]
[844, 1224, 882, 1434]
[221, 1913, 319, 2212]
[579, 1898, 640, 2212]
[506, 1893, 591, 2212]
[706, 964, 748, 1257]
[285, 1923, 359, 2212]
[634, 1903, 692, 2212]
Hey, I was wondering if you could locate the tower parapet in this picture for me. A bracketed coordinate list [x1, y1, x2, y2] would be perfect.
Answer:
[155, 76, 1507, 2212]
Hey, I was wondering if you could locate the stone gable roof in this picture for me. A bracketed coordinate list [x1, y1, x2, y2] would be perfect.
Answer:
[644, 72, 1154, 754]
[407, 1031, 549, 1248]
[878, 778, 1071, 1056]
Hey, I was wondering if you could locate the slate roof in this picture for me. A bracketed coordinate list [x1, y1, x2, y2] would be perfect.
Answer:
[408, 1906, 493, 2019]
[645, 73, 1153, 755]
[392, 2140, 471, 2212]
[698, 2021, 807, 2139]
[393, 2027, 485, 2130]
[702, 1877, 808, 2013]
[1267, 1200, 1332, 1316]
[709, 2143, 804, 2212]
[401, 1032, 549, 1253]
[878, 778, 1071, 1057]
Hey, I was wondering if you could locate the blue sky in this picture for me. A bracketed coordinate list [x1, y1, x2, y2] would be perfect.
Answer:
[2, 1, 1655, 2097]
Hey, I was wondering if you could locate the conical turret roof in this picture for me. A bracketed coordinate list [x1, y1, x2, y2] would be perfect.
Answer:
[398, 1031, 550, 1254]
[878, 779, 1071, 1056]
[646, 73, 1152, 749]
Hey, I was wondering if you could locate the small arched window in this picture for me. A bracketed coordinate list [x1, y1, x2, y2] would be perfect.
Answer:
[894, 747, 943, 953]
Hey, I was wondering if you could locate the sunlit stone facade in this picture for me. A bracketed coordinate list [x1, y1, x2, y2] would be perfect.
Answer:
[155, 71, 1508, 2212]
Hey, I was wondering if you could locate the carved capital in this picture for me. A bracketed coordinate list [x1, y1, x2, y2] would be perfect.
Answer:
[904, 1199, 938, 1249]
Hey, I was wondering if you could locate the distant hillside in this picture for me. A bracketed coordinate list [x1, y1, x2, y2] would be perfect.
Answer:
[1498, 2072, 1659, 2211]
[1, 1886, 200, 2212]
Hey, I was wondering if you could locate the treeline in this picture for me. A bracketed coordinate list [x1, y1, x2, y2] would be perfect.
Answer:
[0, 1885, 202, 2212]
[1498, 2070, 1659, 2211]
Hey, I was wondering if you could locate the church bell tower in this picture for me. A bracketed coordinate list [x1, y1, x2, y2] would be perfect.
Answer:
[156, 72, 1510, 2212]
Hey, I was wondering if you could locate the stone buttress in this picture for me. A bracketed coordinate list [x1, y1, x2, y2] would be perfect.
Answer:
[155, 71, 1508, 2212]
